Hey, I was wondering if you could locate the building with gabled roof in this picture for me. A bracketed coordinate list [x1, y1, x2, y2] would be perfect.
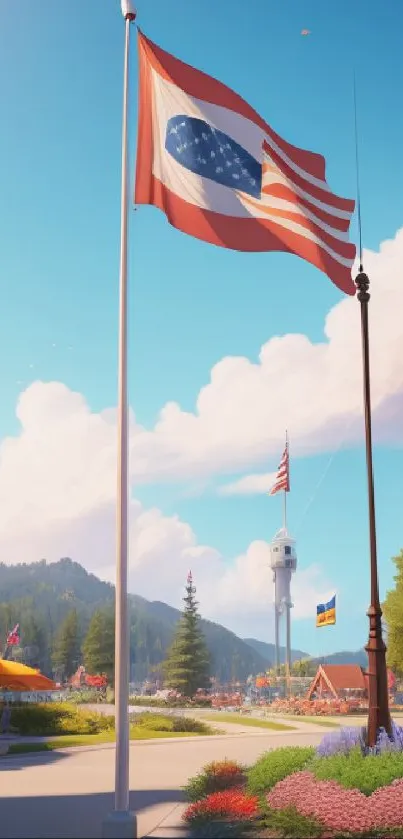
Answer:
[306, 663, 368, 700]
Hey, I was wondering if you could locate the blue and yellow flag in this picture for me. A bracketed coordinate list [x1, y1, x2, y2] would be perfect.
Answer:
[316, 595, 336, 627]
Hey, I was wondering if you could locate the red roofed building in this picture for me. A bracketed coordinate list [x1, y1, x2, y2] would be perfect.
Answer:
[306, 664, 368, 701]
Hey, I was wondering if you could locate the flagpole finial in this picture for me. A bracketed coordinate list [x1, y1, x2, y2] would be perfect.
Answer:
[355, 269, 370, 303]
[121, 0, 136, 21]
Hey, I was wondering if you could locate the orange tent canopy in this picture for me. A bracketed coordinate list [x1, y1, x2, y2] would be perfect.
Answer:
[0, 659, 56, 691]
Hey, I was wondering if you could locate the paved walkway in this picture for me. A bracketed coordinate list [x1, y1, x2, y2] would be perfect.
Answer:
[1, 729, 324, 838]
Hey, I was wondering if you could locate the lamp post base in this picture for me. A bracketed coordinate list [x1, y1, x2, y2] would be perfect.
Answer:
[102, 810, 137, 839]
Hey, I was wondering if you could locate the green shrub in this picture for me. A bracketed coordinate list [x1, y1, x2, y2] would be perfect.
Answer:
[10, 703, 115, 736]
[247, 747, 315, 795]
[134, 712, 213, 735]
[128, 696, 211, 708]
[106, 687, 115, 704]
[184, 760, 246, 802]
[129, 696, 180, 708]
[135, 713, 174, 732]
[171, 716, 212, 734]
[260, 806, 322, 839]
[65, 690, 102, 705]
[311, 747, 403, 796]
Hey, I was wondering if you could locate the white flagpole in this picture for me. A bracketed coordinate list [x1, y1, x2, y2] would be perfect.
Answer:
[103, 2, 136, 836]
[283, 430, 288, 531]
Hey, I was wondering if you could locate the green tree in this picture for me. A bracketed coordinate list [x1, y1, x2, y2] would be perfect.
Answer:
[163, 572, 210, 697]
[52, 609, 80, 680]
[383, 549, 403, 676]
[22, 613, 49, 673]
[292, 658, 317, 677]
[82, 607, 115, 679]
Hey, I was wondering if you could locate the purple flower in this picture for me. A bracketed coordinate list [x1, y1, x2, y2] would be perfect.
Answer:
[316, 726, 365, 757]
[316, 720, 403, 757]
[370, 722, 403, 755]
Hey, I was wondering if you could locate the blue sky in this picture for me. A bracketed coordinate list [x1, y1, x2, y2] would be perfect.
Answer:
[1, 0, 403, 657]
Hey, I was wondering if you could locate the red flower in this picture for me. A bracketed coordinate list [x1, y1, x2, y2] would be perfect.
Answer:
[204, 760, 244, 780]
[183, 789, 259, 824]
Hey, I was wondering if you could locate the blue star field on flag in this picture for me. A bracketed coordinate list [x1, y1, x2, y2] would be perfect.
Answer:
[165, 115, 262, 199]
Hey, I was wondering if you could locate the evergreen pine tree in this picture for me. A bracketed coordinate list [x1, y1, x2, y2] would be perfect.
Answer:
[51, 609, 80, 679]
[82, 607, 115, 680]
[22, 613, 49, 673]
[383, 549, 403, 676]
[163, 572, 210, 697]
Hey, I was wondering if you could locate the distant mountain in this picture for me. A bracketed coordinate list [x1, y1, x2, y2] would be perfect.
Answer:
[243, 637, 309, 664]
[310, 649, 368, 668]
[0, 559, 271, 682]
[243, 638, 369, 669]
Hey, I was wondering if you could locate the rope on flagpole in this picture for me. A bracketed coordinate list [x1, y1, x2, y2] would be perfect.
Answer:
[353, 72, 364, 272]
[294, 413, 359, 537]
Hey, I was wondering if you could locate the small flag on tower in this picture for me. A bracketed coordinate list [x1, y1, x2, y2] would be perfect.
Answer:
[269, 441, 290, 495]
[6, 623, 20, 646]
[316, 596, 336, 627]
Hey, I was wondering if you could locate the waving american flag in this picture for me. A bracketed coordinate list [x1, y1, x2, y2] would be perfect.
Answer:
[135, 33, 356, 295]
[270, 442, 290, 496]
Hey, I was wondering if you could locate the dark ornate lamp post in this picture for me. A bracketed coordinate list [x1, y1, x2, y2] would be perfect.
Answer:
[355, 268, 392, 746]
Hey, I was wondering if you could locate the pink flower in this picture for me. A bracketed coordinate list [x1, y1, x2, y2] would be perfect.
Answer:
[267, 772, 403, 833]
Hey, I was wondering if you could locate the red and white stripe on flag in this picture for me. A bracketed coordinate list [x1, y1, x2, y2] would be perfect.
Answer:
[270, 446, 290, 495]
[6, 623, 20, 646]
[135, 33, 356, 295]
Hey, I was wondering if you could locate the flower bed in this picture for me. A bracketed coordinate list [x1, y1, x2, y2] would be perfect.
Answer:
[184, 760, 246, 802]
[267, 771, 403, 835]
[269, 696, 364, 716]
[185, 789, 258, 825]
[182, 724, 403, 838]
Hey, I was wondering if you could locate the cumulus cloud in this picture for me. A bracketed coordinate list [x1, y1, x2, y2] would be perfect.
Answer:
[129, 228, 402, 484]
[0, 383, 331, 634]
[218, 472, 277, 496]
[6, 228, 397, 503]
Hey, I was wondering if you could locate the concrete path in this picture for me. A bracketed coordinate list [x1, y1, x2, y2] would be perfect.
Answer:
[0, 729, 323, 839]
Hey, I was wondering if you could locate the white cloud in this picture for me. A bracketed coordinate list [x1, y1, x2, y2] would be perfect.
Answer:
[218, 472, 277, 496]
[133, 228, 402, 484]
[5, 228, 398, 504]
[0, 383, 331, 636]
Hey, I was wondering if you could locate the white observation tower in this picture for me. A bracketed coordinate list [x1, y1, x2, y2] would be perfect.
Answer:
[269, 433, 297, 675]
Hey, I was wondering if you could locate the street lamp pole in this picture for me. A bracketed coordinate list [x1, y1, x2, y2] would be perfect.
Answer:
[355, 268, 391, 747]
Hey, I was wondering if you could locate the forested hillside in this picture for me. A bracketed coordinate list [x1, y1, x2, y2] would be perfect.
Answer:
[0, 558, 272, 681]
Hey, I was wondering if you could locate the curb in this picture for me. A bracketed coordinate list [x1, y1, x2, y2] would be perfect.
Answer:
[145, 803, 190, 838]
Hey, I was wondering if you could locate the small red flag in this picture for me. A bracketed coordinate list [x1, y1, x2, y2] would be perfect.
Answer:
[6, 623, 20, 646]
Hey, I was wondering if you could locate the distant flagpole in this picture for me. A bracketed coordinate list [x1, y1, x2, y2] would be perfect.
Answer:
[283, 431, 288, 531]
[269, 433, 290, 524]
[103, 2, 137, 837]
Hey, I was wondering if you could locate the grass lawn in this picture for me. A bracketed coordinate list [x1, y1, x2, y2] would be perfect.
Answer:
[8, 725, 206, 754]
[281, 715, 341, 727]
[201, 713, 296, 731]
